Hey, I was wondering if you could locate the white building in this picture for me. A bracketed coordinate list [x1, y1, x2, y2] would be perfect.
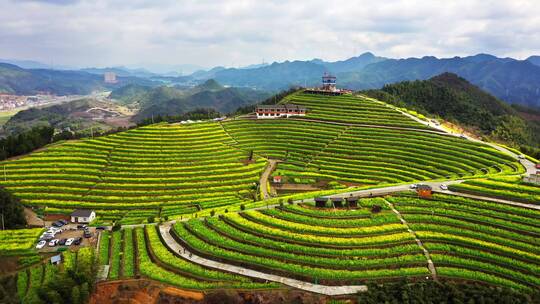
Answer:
[70, 209, 96, 223]
[255, 104, 307, 119]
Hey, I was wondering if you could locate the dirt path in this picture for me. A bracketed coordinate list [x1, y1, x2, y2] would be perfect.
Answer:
[383, 198, 437, 280]
[24, 208, 44, 227]
[260, 159, 279, 199]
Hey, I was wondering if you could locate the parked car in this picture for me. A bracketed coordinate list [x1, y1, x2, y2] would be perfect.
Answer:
[58, 238, 67, 246]
[96, 226, 107, 231]
[40, 233, 54, 241]
[460, 134, 467, 139]
[83, 230, 92, 238]
[36, 240, 46, 249]
[59, 219, 69, 225]
[73, 237, 83, 245]
[48, 239, 59, 247]
[77, 224, 87, 230]
[65, 238, 75, 246]
[440, 184, 448, 190]
[409, 184, 417, 189]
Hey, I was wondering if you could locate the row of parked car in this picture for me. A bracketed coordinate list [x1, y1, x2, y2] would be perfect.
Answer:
[37, 237, 83, 249]
[36, 223, 96, 249]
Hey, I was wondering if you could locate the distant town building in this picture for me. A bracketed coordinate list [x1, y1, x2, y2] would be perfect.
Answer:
[104, 72, 117, 84]
[255, 104, 307, 119]
[523, 174, 540, 185]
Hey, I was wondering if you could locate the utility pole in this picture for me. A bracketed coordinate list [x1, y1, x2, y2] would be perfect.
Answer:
[90, 127, 94, 139]
[1, 213, 4, 230]
[3, 165, 6, 181]
[151, 114, 154, 124]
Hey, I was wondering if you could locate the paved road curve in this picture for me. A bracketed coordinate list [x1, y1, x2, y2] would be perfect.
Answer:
[158, 225, 368, 296]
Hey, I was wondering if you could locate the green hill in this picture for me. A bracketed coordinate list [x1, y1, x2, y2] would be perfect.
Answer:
[362, 73, 540, 157]
[126, 80, 271, 122]
[0, 91, 520, 224]
[2, 99, 127, 136]
[1, 90, 538, 297]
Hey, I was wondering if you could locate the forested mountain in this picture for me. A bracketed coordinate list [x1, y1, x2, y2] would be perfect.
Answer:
[362, 73, 540, 158]
[109, 80, 271, 122]
[0, 63, 158, 95]
[527, 56, 540, 67]
[192, 53, 540, 109]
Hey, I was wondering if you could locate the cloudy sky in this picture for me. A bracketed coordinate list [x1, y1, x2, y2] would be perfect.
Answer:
[1, 0, 539, 72]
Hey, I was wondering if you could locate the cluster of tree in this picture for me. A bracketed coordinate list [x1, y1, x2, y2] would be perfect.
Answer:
[35, 247, 97, 304]
[0, 126, 54, 160]
[136, 108, 222, 126]
[357, 279, 539, 304]
[0, 274, 18, 304]
[0, 187, 26, 229]
[234, 87, 301, 115]
[362, 73, 540, 158]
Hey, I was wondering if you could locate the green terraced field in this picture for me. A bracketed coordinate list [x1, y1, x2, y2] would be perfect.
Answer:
[171, 194, 540, 291]
[0, 228, 43, 256]
[0, 122, 264, 224]
[173, 198, 430, 285]
[0, 92, 523, 224]
[223, 119, 519, 185]
[284, 92, 426, 128]
[448, 176, 540, 204]
[95, 227, 278, 289]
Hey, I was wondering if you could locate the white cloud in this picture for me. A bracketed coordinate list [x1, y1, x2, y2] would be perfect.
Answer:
[0, 0, 539, 70]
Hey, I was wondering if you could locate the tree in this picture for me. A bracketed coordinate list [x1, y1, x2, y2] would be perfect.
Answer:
[71, 285, 80, 304]
[0, 187, 26, 229]
[79, 282, 89, 304]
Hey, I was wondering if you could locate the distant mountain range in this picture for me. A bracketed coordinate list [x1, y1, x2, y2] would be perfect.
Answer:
[2, 52, 540, 108]
[189, 53, 540, 109]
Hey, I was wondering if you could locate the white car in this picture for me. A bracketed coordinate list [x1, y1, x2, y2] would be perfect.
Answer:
[518, 155, 525, 159]
[36, 240, 46, 249]
[48, 239, 59, 247]
[410, 184, 417, 189]
[440, 184, 448, 190]
[65, 238, 75, 246]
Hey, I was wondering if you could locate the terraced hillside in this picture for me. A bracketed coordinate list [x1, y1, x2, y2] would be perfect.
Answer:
[389, 193, 540, 291]
[223, 119, 520, 185]
[284, 92, 426, 128]
[0, 122, 264, 224]
[97, 227, 278, 290]
[449, 176, 540, 204]
[170, 194, 540, 292]
[0, 228, 42, 256]
[0, 91, 523, 223]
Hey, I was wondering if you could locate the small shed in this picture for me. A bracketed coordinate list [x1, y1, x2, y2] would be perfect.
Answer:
[331, 197, 344, 208]
[314, 197, 327, 208]
[346, 197, 358, 208]
[50, 254, 62, 265]
[71, 209, 96, 223]
[417, 184, 433, 198]
[273, 176, 282, 183]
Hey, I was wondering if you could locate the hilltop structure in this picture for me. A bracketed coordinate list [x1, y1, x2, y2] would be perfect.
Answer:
[304, 72, 350, 96]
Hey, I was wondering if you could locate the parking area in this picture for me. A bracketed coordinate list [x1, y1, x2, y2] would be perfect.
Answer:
[36, 223, 105, 253]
